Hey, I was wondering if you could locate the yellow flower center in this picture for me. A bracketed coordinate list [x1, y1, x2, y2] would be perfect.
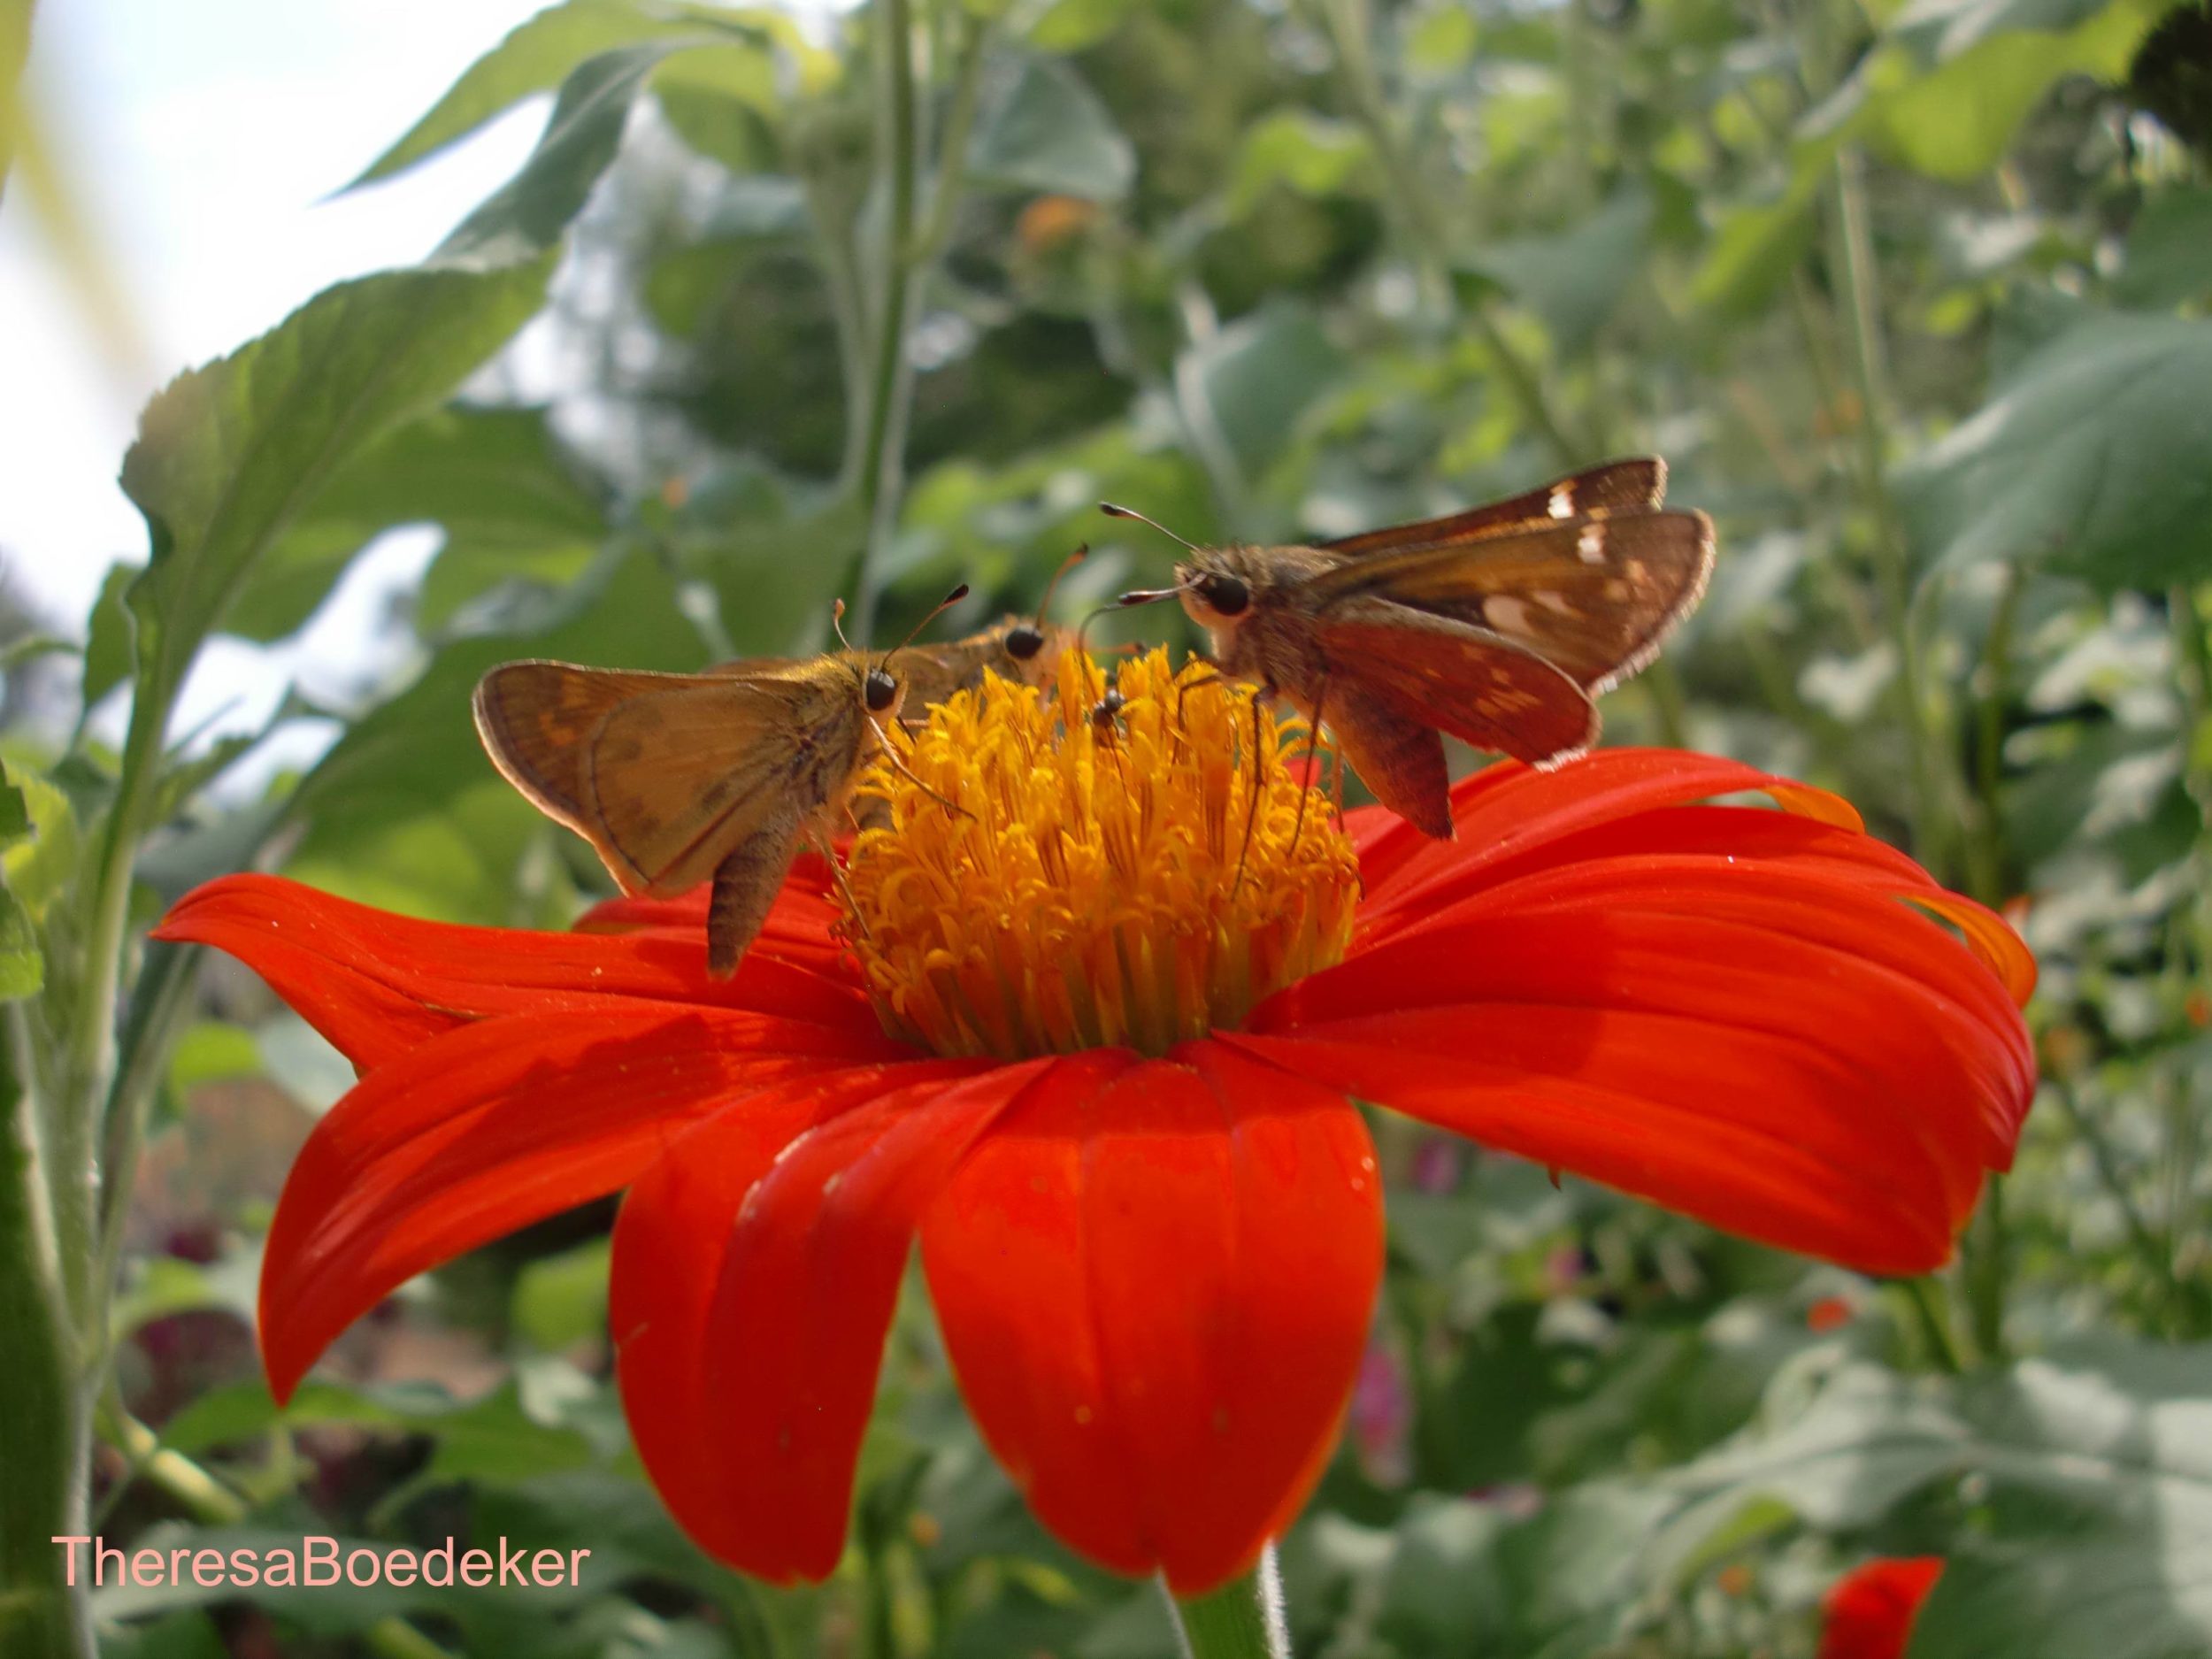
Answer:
[841, 649, 1360, 1059]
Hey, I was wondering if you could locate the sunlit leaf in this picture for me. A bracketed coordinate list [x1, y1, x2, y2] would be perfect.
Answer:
[120, 260, 554, 713]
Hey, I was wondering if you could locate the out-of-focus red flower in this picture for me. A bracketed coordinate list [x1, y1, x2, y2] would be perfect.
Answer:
[1817, 1556, 1945, 1658]
[1807, 1294, 1855, 1333]
[157, 696, 2035, 1596]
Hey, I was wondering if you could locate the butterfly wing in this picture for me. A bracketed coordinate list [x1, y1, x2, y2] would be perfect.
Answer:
[1307, 509, 1712, 693]
[473, 661, 703, 838]
[1319, 457, 1667, 557]
[474, 660, 867, 897]
[1317, 604, 1600, 772]
[587, 670, 866, 895]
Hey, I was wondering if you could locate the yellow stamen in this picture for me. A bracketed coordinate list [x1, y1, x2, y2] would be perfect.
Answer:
[842, 649, 1360, 1059]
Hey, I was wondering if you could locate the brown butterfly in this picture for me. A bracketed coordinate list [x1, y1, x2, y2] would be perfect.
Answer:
[1110, 457, 1712, 839]
[473, 589, 969, 979]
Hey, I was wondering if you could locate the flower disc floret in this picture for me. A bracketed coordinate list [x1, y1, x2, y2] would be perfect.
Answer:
[842, 649, 1359, 1058]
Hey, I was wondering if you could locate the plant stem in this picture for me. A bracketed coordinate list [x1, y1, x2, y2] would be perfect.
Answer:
[849, 0, 923, 642]
[1310, 0, 1584, 469]
[1165, 1552, 1290, 1659]
[0, 1016, 95, 1659]
[1963, 1177, 2008, 1363]
[1822, 146, 1949, 877]
[1964, 565, 2024, 907]
[1901, 1275, 1964, 1375]
[2047, 1079, 2181, 1316]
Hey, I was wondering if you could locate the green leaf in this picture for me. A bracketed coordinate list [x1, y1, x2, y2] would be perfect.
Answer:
[1463, 188, 1655, 352]
[0, 883, 42, 1000]
[226, 405, 607, 643]
[511, 1238, 611, 1353]
[349, 0, 722, 186]
[81, 564, 136, 709]
[165, 1022, 262, 1095]
[969, 55, 1136, 202]
[1227, 111, 1377, 218]
[1811, 0, 2173, 182]
[1028, 0, 1136, 51]
[653, 40, 783, 173]
[1894, 311, 2212, 588]
[1183, 304, 1347, 480]
[2115, 185, 2212, 308]
[119, 258, 555, 710]
[1690, 173, 1822, 316]
[284, 545, 701, 923]
[437, 45, 683, 269]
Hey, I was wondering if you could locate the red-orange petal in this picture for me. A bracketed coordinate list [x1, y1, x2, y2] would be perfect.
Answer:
[608, 1056, 991, 1570]
[1818, 1557, 1944, 1659]
[1351, 749, 1879, 949]
[156, 873, 873, 1071]
[920, 1041, 1382, 1594]
[686, 1056, 1105, 1581]
[257, 1005, 897, 1400]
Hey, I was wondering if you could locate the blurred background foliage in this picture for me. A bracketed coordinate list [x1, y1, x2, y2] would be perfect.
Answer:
[6, 0, 2212, 1652]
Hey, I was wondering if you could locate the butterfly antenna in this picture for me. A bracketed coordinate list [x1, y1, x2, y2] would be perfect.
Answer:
[1035, 544, 1086, 632]
[880, 582, 972, 675]
[1100, 501, 1201, 554]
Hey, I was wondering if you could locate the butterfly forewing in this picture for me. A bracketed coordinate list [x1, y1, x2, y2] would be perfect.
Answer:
[586, 671, 864, 895]
[1308, 508, 1713, 693]
[1319, 457, 1667, 557]
[473, 663, 700, 838]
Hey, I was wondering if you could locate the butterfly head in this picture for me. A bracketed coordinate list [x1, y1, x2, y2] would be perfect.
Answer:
[864, 664, 903, 715]
[994, 618, 1070, 687]
[1174, 549, 1257, 633]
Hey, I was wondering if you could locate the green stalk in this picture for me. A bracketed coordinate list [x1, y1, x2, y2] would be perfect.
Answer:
[0, 1015, 95, 1659]
[1822, 146, 1949, 877]
[1901, 1276, 1964, 1376]
[1311, 0, 1585, 469]
[1165, 1552, 1290, 1659]
[849, 0, 922, 642]
[1964, 565, 2025, 907]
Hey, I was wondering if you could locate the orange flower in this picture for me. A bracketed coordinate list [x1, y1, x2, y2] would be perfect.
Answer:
[1817, 1556, 1944, 1658]
[155, 654, 2034, 1594]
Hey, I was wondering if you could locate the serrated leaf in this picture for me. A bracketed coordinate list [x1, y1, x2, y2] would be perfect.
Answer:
[970, 55, 1135, 202]
[120, 258, 555, 712]
[437, 44, 687, 270]
[1894, 311, 2212, 588]
[350, 0, 724, 187]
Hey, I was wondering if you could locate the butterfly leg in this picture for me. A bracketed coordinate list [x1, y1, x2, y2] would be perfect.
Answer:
[866, 715, 974, 819]
[1228, 683, 1269, 903]
[810, 826, 879, 948]
[1286, 672, 1328, 867]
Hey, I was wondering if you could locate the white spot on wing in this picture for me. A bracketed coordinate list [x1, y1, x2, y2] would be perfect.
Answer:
[1548, 484, 1574, 519]
[1577, 524, 1604, 564]
[1486, 595, 1531, 635]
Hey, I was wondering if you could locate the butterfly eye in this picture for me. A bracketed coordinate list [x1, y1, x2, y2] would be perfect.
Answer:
[1198, 572, 1251, 618]
[1004, 624, 1045, 660]
[864, 669, 900, 712]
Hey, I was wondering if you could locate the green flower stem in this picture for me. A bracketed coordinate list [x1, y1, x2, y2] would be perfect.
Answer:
[0, 1016, 95, 1659]
[849, 0, 922, 643]
[1165, 1552, 1291, 1659]
[1822, 146, 1949, 879]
